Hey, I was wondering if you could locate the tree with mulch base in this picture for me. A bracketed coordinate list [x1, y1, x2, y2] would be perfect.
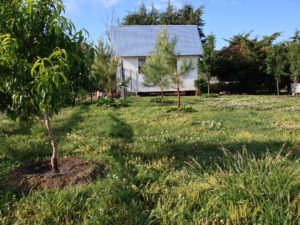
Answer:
[0, 0, 92, 173]
[30, 48, 69, 173]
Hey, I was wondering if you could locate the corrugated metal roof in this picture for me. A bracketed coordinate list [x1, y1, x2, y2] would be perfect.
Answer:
[110, 25, 203, 57]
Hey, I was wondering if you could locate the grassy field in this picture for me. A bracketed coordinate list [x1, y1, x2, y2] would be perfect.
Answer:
[1, 95, 300, 224]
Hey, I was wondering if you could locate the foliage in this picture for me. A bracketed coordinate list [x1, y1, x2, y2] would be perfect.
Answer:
[98, 97, 128, 108]
[150, 28, 194, 109]
[122, 1, 205, 38]
[92, 40, 120, 98]
[198, 34, 217, 94]
[288, 33, 300, 84]
[0, 0, 92, 102]
[266, 43, 288, 95]
[195, 78, 220, 94]
[202, 93, 220, 98]
[30, 48, 69, 116]
[166, 105, 194, 112]
[1, 96, 300, 223]
[149, 96, 173, 104]
[216, 32, 282, 94]
[172, 58, 195, 109]
[142, 29, 172, 98]
[0, 34, 17, 112]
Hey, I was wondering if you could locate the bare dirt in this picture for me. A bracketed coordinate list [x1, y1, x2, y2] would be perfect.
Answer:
[3, 158, 106, 192]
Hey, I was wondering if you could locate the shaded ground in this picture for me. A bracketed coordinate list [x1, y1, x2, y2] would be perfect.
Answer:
[3, 158, 106, 192]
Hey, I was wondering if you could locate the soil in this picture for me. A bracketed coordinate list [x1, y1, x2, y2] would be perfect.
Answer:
[3, 158, 106, 192]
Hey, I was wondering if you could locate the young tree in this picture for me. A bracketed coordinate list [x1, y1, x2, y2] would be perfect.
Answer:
[199, 34, 217, 94]
[92, 40, 120, 98]
[0, 0, 92, 172]
[266, 43, 288, 95]
[31, 48, 69, 173]
[173, 59, 195, 108]
[288, 34, 300, 93]
[142, 29, 172, 100]
[157, 29, 194, 109]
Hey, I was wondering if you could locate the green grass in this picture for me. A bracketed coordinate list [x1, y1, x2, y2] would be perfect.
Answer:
[1, 95, 300, 224]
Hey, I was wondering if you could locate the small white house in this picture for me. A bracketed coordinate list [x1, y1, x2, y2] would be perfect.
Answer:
[109, 25, 203, 94]
[291, 83, 300, 94]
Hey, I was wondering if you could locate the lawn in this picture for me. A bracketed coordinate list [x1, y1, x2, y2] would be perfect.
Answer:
[1, 95, 300, 224]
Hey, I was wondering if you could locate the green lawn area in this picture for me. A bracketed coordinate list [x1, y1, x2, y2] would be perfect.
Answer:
[1, 95, 300, 224]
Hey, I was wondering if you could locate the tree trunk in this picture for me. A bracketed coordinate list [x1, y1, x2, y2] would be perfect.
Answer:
[176, 74, 181, 109]
[276, 78, 280, 96]
[160, 86, 164, 102]
[90, 92, 93, 102]
[44, 113, 59, 173]
[207, 81, 210, 95]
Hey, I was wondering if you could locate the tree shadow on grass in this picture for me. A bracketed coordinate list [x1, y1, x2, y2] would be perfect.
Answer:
[0, 104, 90, 163]
[108, 114, 134, 143]
[53, 104, 89, 136]
[127, 140, 296, 169]
[106, 113, 134, 165]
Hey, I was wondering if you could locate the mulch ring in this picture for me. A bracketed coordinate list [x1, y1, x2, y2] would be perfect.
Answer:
[3, 158, 106, 192]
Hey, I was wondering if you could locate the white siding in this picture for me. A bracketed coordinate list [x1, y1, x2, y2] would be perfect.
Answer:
[121, 56, 198, 93]
[291, 83, 300, 94]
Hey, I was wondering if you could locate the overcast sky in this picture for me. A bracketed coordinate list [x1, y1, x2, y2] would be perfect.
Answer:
[63, 0, 300, 49]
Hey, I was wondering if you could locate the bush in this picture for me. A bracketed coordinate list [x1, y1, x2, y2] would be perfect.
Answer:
[195, 79, 221, 94]
[98, 97, 129, 108]
[201, 93, 220, 98]
[150, 96, 173, 104]
[166, 105, 195, 113]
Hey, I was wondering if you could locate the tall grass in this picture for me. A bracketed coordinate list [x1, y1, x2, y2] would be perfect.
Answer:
[151, 150, 300, 225]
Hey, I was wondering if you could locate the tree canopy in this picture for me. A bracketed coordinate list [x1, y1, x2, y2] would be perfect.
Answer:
[122, 1, 205, 38]
[198, 34, 217, 94]
[288, 32, 300, 84]
[216, 32, 282, 94]
[266, 43, 288, 95]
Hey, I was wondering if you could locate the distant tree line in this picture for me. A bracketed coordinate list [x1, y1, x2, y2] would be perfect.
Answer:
[212, 31, 300, 95]
[122, 0, 205, 38]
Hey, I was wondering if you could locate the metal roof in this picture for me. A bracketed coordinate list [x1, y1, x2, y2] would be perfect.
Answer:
[110, 25, 203, 57]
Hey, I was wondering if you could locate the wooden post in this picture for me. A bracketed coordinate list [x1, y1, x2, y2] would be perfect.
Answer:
[130, 69, 132, 96]
[136, 71, 138, 96]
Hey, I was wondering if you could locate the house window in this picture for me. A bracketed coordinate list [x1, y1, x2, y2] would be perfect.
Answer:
[138, 57, 146, 73]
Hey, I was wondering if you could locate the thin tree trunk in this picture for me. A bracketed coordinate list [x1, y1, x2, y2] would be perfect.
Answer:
[176, 74, 181, 109]
[276, 78, 280, 96]
[160, 86, 164, 102]
[90, 92, 93, 102]
[44, 113, 59, 173]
